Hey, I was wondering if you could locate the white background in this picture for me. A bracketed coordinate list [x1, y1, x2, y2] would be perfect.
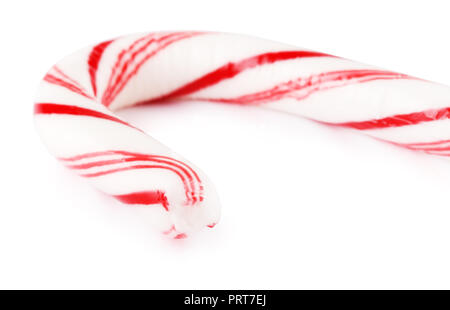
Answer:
[1, 0, 450, 289]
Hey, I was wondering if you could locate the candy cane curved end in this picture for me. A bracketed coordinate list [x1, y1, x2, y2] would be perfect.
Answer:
[34, 32, 450, 239]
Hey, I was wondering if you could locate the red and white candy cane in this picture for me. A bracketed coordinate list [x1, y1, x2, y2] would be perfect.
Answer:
[34, 31, 450, 238]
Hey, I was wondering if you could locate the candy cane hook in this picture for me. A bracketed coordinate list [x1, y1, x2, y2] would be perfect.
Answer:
[34, 32, 450, 238]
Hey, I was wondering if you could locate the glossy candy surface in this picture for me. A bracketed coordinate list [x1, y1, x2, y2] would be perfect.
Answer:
[34, 32, 450, 238]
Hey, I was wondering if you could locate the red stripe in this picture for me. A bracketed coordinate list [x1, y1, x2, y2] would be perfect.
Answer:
[104, 33, 161, 98]
[59, 151, 123, 162]
[44, 74, 93, 99]
[195, 69, 408, 105]
[139, 50, 332, 104]
[331, 106, 450, 130]
[68, 155, 197, 190]
[102, 32, 201, 107]
[67, 156, 199, 203]
[34, 103, 137, 130]
[102, 34, 155, 102]
[80, 164, 182, 178]
[174, 233, 187, 239]
[414, 145, 450, 152]
[88, 39, 114, 96]
[52, 66, 84, 89]
[113, 190, 168, 211]
[110, 151, 202, 184]
[58, 150, 203, 202]
[59, 150, 202, 184]
[162, 225, 188, 239]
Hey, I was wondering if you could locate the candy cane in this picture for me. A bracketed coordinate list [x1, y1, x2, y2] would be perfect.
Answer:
[34, 32, 450, 238]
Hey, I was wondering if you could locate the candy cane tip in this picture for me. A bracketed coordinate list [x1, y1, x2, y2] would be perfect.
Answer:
[166, 193, 221, 237]
[160, 197, 220, 239]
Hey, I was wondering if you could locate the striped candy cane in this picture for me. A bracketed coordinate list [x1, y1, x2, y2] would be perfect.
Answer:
[34, 32, 450, 238]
